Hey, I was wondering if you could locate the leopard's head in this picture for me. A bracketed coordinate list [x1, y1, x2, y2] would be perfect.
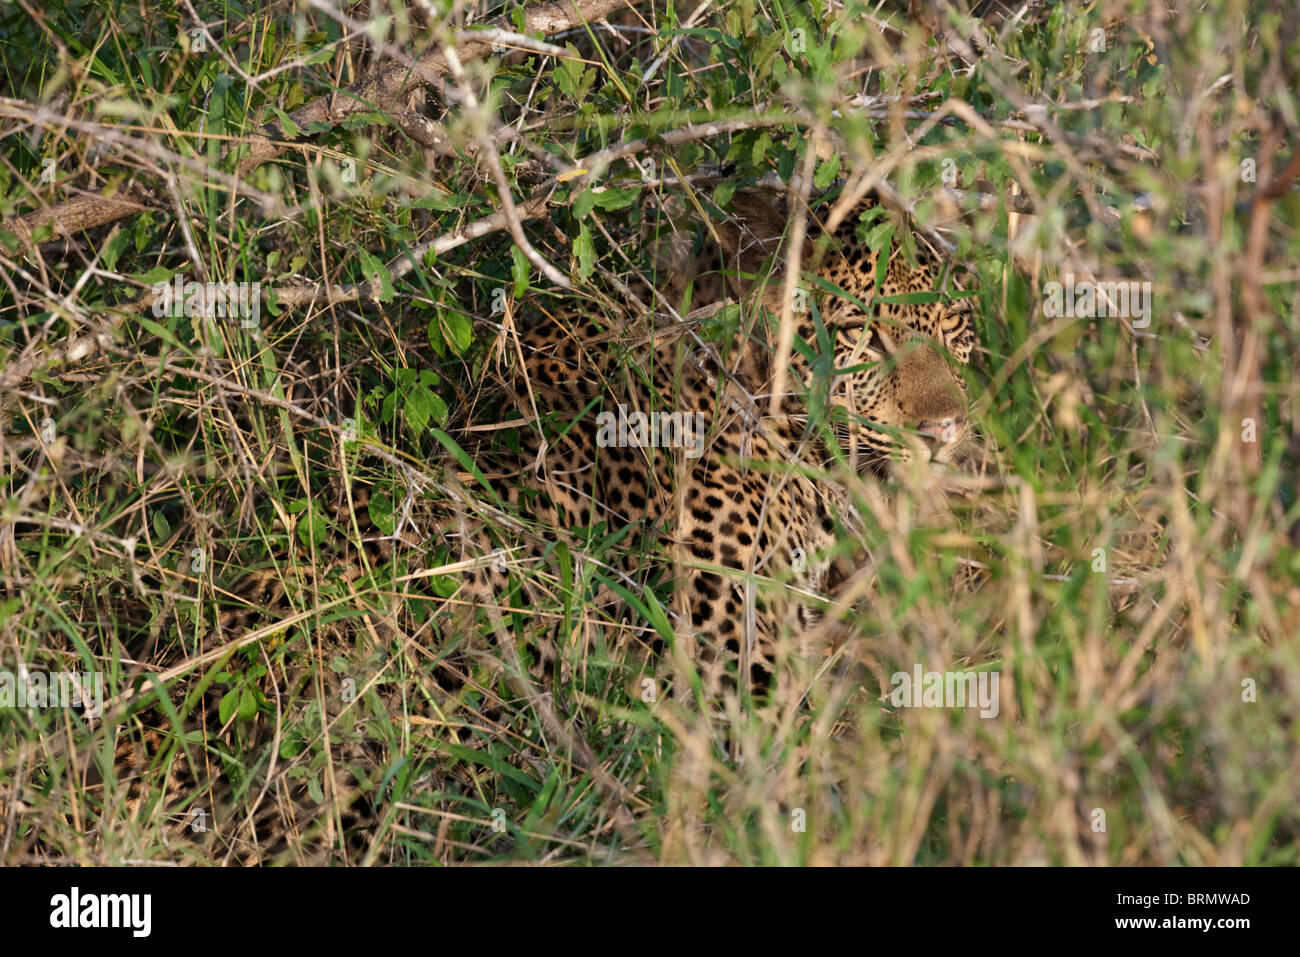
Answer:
[818, 286, 974, 473]
[715, 190, 975, 473]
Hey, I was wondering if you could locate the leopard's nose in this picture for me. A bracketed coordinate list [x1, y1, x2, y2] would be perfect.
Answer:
[917, 416, 965, 445]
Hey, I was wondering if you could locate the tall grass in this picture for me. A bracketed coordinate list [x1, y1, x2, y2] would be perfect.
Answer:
[1, 0, 1297, 864]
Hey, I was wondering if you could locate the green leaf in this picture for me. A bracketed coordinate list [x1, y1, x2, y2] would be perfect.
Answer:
[813, 153, 841, 188]
[443, 309, 474, 355]
[296, 506, 328, 549]
[871, 225, 894, 288]
[405, 384, 448, 433]
[427, 740, 537, 788]
[263, 286, 284, 318]
[218, 689, 238, 724]
[640, 588, 676, 645]
[664, 27, 741, 51]
[592, 186, 640, 211]
[556, 541, 574, 625]
[137, 316, 188, 351]
[267, 105, 303, 139]
[574, 222, 595, 280]
[555, 45, 588, 97]
[510, 245, 530, 297]
[369, 491, 395, 536]
[573, 188, 597, 219]
[133, 211, 156, 253]
[134, 265, 180, 287]
[573, 185, 638, 217]
[357, 250, 395, 302]
[377, 756, 409, 799]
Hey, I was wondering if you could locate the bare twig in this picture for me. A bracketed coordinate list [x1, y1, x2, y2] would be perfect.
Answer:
[641, 0, 713, 86]
[438, 40, 572, 288]
[766, 129, 819, 418]
[459, 28, 570, 59]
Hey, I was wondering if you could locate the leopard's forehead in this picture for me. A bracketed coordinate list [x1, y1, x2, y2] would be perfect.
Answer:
[817, 298, 974, 367]
[798, 210, 974, 360]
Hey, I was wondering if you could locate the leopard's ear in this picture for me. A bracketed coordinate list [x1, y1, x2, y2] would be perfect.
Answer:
[713, 190, 788, 303]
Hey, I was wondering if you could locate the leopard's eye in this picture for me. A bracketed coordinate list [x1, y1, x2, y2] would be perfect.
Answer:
[838, 325, 884, 366]
[871, 326, 897, 356]
[860, 341, 885, 362]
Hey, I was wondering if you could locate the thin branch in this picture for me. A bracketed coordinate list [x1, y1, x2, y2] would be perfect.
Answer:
[767, 129, 819, 418]
[438, 40, 572, 288]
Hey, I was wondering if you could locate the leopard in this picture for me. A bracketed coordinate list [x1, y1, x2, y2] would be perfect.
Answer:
[459, 186, 976, 699]
[3, 184, 977, 864]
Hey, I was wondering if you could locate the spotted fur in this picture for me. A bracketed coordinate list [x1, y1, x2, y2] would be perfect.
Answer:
[462, 189, 976, 695]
